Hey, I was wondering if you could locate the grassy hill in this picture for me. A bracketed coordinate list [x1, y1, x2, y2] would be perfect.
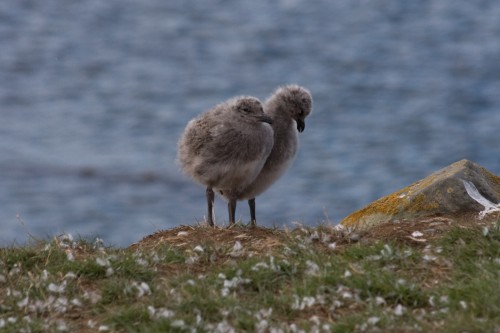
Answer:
[1, 216, 499, 332]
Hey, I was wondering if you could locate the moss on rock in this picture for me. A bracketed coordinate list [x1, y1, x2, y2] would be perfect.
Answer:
[340, 159, 500, 229]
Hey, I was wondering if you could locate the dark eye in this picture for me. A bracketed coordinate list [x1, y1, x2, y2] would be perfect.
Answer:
[240, 107, 252, 114]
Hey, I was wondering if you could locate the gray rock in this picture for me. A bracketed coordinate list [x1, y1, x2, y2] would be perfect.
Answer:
[340, 159, 500, 229]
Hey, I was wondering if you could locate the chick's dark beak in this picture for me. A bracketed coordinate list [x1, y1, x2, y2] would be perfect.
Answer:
[296, 119, 305, 133]
[259, 115, 273, 125]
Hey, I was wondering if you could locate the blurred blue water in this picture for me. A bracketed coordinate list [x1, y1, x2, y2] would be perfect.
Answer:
[1, 0, 500, 246]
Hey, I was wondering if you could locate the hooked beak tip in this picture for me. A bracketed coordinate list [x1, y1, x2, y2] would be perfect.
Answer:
[260, 115, 273, 125]
[297, 120, 305, 133]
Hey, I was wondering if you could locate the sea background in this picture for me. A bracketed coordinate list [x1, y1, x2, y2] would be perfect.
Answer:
[1, 0, 500, 246]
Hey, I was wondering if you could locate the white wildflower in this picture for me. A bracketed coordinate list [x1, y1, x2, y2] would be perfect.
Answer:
[482, 226, 489, 237]
[171, 319, 185, 328]
[305, 260, 320, 276]
[310, 230, 320, 241]
[93, 237, 105, 249]
[256, 308, 273, 318]
[136, 258, 148, 266]
[96, 257, 110, 267]
[7, 317, 17, 324]
[71, 298, 82, 307]
[411, 231, 424, 238]
[87, 320, 96, 328]
[292, 295, 316, 310]
[328, 242, 337, 250]
[9, 266, 21, 276]
[54, 297, 69, 313]
[7, 288, 21, 297]
[83, 290, 102, 304]
[212, 320, 236, 333]
[58, 234, 74, 248]
[381, 244, 393, 257]
[375, 296, 386, 305]
[256, 319, 268, 332]
[98, 325, 110, 332]
[17, 296, 29, 309]
[106, 267, 114, 277]
[310, 315, 320, 325]
[64, 272, 77, 280]
[221, 276, 251, 297]
[341, 290, 353, 299]
[193, 245, 204, 252]
[423, 254, 437, 262]
[269, 256, 279, 271]
[394, 304, 405, 316]
[157, 308, 175, 319]
[0, 318, 5, 328]
[344, 270, 352, 278]
[147, 305, 156, 317]
[48, 281, 67, 294]
[252, 262, 270, 271]
[41, 269, 49, 281]
[185, 255, 198, 264]
[151, 253, 160, 263]
[459, 300, 467, 310]
[56, 319, 68, 331]
[321, 232, 331, 243]
[229, 241, 244, 257]
[367, 316, 380, 325]
[130, 281, 151, 298]
[147, 305, 174, 319]
[65, 250, 75, 261]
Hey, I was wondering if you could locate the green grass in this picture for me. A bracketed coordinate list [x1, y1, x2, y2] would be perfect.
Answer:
[1, 221, 499, 332]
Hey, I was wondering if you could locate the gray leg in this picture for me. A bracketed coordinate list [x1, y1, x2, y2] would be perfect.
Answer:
[248, 198, 256, 226]
[228, 197, 237, 225]
[206, 187, 215, 227]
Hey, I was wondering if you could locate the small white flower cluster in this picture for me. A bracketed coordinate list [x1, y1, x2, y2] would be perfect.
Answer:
[365, 244, 414, 262]
[218, 271, 251, 297]
[251, 255, 293, 274]
[291, 285, 361, 313]
[185, 245, 205, 264]
[1, 268, 85, 332]
[96, 256, 114, 277]
[292, 223, 345, 250]
[125, 281, 152, 298]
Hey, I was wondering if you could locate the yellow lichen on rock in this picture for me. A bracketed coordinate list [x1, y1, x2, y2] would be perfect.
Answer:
[340, 159, 500, 230]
